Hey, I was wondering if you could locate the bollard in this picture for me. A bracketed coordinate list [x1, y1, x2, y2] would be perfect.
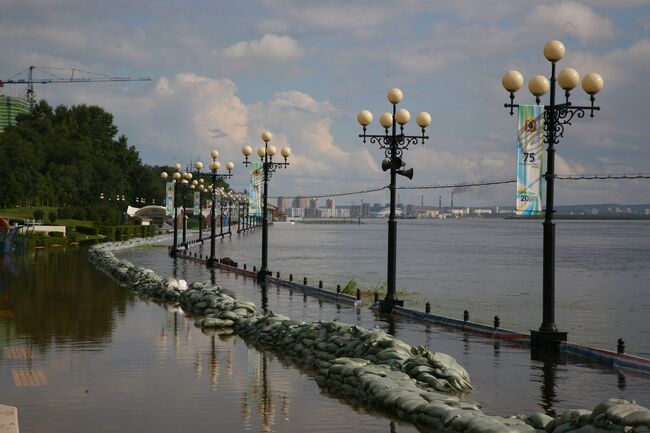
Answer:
[617, 338, 625, 354]
[243, 264, 247, 270]
[303, 277, 308, 286]
[463, 310, 469, 322]
[336, 284, 341, 294]
[425, 302, 431, 314]
[374, 292, 379, 303]
[277, 272, 280, 278]
[319, 280, 323, 289]
[289, 274, 293, 282]
[200, 254, 203, 259]
[356, 288, 361, 301]
[493, 315, 500, 329]
[253, 265, 256, 272]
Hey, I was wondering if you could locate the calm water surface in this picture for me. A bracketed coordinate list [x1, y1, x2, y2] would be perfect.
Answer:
[192, 219, 650, 356]
[0, 248, 417, 433]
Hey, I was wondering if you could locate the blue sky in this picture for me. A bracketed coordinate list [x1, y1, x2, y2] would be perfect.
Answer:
[1, 0, 649, 206]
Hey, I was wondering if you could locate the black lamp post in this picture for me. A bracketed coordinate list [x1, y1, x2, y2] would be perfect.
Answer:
[242, 132, 292, 284]
[357, 88, 431, 313]
[180, 172, 192, 245]
[193, 160, 205, 242]
[502, 40, 603, 352]
[161, 163, 182, 256]
[206, 151, 233, 267]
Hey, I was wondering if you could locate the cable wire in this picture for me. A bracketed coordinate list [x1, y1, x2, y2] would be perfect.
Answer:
[268, 173, 650, 199]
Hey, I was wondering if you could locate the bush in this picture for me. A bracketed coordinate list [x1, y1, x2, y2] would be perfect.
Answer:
[57, 206, 88, 220]
[48, 231, 64, 238]
[47, 211, 57, 223]
[76, 226, 99, 236]
[33, 209, 45, 221]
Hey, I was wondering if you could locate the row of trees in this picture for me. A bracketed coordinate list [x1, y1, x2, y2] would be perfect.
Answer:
[0, 101, 228, 219]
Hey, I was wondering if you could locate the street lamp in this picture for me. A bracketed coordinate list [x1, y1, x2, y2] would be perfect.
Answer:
[162, 163, 182, 256]
[207, 150, 233, 267]
[242, 132, 292, 283]
[194, 161, 204, 241]
[181, 171, 191, 244]
[502, 40, 603, 352]
[357, 88, 431, 313]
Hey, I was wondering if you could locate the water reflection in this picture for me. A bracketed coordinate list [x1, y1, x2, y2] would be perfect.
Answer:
[531, 357, 562, 417]
[0, 248, 134, 350]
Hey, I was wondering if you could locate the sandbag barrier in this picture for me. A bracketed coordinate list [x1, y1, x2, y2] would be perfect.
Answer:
[88, 239, 650, 433]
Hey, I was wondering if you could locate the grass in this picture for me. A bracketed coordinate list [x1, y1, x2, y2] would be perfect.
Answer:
[0, 207, 94, 227]
[339, 279, 409, 306]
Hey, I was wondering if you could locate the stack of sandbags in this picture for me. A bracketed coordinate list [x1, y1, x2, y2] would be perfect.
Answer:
[234, 313, 472, 395]
[180, 281, 256, 328]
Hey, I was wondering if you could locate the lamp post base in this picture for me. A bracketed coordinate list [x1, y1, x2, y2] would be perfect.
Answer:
[378, 298, 404, 314]
[256, 269, 271, 284]
[530, 330, 567, 355]
[206, 257, 217, 267]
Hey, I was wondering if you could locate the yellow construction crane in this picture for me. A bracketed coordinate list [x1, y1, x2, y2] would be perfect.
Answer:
[0, 65, 152, 109]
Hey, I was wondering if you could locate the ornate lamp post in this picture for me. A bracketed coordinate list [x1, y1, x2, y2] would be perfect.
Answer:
[357, 88, 431, 313]
[161, 163, 182, 255]
[194, 161, 204, 241]
[206, 150, 233, 267]
[501, 40, 603, 352]
[180, 171, 192, 244]
[242, 132, 292, 283]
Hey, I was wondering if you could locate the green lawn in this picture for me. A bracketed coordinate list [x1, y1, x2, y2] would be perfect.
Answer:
[0, 207, 94, 227]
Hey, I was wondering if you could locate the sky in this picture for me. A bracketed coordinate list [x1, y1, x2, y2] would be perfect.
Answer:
[1, 0, 649, 207]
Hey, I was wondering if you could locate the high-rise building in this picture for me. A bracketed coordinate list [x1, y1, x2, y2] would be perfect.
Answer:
[277, 196, 288, 211]
[310, 197, 318, 209]
[362, 202, 370, 218]
[292, 196, 308, 209]
[0, 96, 30, 133]
[325, 198, 335, 209]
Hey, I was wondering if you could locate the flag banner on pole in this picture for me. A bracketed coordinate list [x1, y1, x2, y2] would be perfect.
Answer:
[165, 182, 174, 217]
[248, 162, 263, 216]
[193, 191, 200, 215]
[516, 105, 545, 215]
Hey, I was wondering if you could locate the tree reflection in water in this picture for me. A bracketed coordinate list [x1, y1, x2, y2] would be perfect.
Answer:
[0, 248, 134, 351]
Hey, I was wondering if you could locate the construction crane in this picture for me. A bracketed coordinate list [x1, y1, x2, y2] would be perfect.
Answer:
[0, 65, 152, 109]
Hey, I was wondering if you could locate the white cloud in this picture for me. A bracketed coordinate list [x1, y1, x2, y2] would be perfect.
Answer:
[524, 2, 616, 43]
[223, 34, 304, 62]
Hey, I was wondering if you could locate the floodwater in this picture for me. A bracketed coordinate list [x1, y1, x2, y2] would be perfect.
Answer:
[1, 219, 649, 432]
[0, 248, 418, 433]
[191, 219, 650, 356]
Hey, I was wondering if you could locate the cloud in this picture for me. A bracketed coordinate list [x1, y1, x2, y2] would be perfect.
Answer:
[223, 34, 304, 62]
[524, 2, 616, 43]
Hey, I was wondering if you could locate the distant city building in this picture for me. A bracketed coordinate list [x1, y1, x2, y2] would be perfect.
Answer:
[287, 208, 304, 218]
[362, 202, 370, 218]
[0, 96, 30, 133]
[292, 196, 307, 209]
[310, 197, 319, 209]
[326, 198, 335, 209]
[277, 196, 288, 211]
[337, 208, 350, 218]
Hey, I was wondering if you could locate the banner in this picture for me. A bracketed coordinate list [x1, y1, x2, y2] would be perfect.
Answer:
[516, 105, 544, 215]
[193, 191, 200, 215]
[248, 162, 263, 216]
[165, 181, 174, 217]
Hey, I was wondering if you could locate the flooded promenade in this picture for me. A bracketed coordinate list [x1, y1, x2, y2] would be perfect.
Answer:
[2, 218, 648, 432]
